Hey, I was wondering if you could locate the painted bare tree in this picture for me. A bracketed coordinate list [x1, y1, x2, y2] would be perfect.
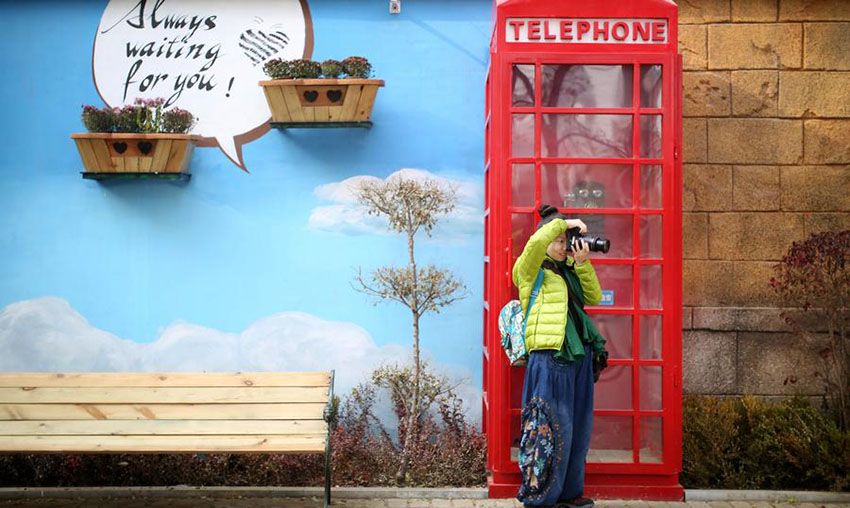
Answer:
[353, 175, 468, 485]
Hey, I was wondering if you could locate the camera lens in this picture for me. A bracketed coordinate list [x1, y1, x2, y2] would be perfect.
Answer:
[584, 236, 611, 254]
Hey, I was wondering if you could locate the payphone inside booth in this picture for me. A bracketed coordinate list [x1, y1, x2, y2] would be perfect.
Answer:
[483, 0, 683, 501]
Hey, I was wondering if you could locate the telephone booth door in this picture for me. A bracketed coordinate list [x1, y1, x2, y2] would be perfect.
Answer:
[483, 0, 683, 500]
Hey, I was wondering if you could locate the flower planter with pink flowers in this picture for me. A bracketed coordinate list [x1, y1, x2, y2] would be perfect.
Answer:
[72, 98, 199, 180]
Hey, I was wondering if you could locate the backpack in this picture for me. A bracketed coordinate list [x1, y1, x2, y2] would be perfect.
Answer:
[498, 269, 544, 367]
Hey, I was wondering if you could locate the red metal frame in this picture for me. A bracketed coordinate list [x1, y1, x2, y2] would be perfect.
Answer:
[483, 0, 682, 501]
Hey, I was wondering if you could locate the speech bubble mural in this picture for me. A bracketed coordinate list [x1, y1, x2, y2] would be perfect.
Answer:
[93, 0, 313, 170]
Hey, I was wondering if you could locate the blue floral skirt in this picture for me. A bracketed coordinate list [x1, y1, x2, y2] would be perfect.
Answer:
[516, 345, 595, 506]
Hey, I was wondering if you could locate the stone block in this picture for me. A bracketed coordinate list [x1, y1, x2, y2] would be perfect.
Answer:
[805, 23, 850, 70]
[732, 0, 778, 21]
[707, 118, 802, 164]
[684, 213, 709, 259]
[731, 71, 778, 117]
[683, 164, 733, 212]
[780, 0, 850, 20]
[804, 120, 850, 164]
[779, 72, 850, 117]
[708, 212, 806, 261]
[708, 24, 802, 70]
[683, 71, 731, 117]
[692, 306, 791, 332]
[683, 331, 737, 394]
[683, 118, 707, 163]
[738, 332, 830, 395]
[679, 24, 708, 70]
[804, 213, 850, 235]
[781, 166, 850, 211]
[683, 260, 778, 306]
[733, 165, 780, 211]
[679, 0, 731, 23]
[683, 306, 694, 329]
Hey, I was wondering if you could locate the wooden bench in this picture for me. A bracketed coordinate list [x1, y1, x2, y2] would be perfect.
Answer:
[0, 371, 336, 507]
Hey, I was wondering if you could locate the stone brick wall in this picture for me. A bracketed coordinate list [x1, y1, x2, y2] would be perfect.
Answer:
[677, 0, 849, 401]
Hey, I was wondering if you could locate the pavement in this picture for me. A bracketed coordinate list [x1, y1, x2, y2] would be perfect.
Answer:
[0, 498, 849, 507]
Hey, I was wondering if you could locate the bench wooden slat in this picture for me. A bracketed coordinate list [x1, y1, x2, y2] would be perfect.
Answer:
[0, 403, 327, 421]
[0, 419, 328, 436]
[0, 435, 328, 453]
[0, 373, 331, 388]
[0, 387, 329, 404]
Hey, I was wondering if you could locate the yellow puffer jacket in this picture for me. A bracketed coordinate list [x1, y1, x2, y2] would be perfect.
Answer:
[512, 218, 603, 352]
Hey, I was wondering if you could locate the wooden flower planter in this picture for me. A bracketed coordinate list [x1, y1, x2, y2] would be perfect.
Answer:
[71, 133, 200, 180]
[259, 78, 384, 128]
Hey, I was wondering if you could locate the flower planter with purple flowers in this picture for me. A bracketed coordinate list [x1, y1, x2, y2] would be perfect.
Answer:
[72, 98, 199, 178]
[259, 57, 384, 127]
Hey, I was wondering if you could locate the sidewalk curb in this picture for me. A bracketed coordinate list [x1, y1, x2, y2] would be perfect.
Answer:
[685, 489, 850, 503]
[0, 487, 848, 503]
[0, 486, 489, 500]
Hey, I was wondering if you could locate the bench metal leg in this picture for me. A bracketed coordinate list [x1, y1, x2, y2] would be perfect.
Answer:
[323, 370, 335, 508]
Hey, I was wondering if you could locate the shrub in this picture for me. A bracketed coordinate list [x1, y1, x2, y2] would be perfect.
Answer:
[263, 58, 293, 79]
[321, 59, 344, 79]
[288, 59, 322, 79]
[770, 230, 850, 430]
[80, 105, 116, 132]
[161, 107, 195, 134]
[682, 395, 850, 491]
[80, 99, 195, 134]
[342, 56, 371, 78]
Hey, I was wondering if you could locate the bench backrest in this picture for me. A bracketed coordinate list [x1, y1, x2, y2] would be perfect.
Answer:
[0, 372, 332, 454]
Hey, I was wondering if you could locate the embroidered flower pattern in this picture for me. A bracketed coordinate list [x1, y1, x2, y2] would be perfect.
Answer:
[517, 396, 561, 502]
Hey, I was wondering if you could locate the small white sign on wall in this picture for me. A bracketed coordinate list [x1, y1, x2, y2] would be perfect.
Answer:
[93, 0, 313, 169]
[506, 18, 668, 44]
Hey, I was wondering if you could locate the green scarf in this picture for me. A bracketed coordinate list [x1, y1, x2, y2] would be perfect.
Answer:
[551, 258, 606, 364]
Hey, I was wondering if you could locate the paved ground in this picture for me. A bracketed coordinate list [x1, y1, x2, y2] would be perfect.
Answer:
[0, 498, 849, 507]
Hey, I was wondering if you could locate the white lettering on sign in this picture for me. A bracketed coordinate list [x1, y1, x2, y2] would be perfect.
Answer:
[506, 18, 668, 44]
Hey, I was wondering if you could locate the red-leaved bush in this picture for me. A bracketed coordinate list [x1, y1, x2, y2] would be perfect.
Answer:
[770, 229, 850, 430]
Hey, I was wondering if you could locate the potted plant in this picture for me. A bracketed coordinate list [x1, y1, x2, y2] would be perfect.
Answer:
[71, 98, 200, 179]
[258, 56, 384, 127]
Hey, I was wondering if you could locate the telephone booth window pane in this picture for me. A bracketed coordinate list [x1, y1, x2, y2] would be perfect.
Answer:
[541, 114, 633, 158]
[592, 265, 633, 308]
[541, 164, 632, 208]
[640, 265, 663, 309]
[640, 65, 663, 108]
[594, 365, 633, 410]
[640, 115, 662, 158]
[592, 314, 632, 359]
[572, 214, 632, 259]
[512, 164, 535, 207]
[639, 215, 663, 259]
[512, 114, 535, 158]
[512, 64, 535, 107]
[640, 165, 663, 208]
[589, 416, 633, 463]
[512, 213, 535, 258]
[640, 315, 663, 359]
[640, 366, 662, 411]
[541, 65, 633, 108]
[639, 417, 663, 463]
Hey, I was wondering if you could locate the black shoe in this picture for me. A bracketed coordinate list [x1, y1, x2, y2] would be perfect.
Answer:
[559, 497, 594, 508]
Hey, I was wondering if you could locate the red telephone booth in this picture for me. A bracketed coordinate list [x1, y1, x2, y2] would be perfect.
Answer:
[482, 0, 683, 500]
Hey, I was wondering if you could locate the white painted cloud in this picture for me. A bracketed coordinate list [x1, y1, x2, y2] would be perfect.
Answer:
[308, 168, 483, 241]
[0, 297, 481, 424]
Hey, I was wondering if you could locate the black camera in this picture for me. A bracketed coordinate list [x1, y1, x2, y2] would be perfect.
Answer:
[567, 226, 611, 254]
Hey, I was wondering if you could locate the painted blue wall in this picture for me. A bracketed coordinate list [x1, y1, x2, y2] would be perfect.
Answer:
[0, 0, 490, 418]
